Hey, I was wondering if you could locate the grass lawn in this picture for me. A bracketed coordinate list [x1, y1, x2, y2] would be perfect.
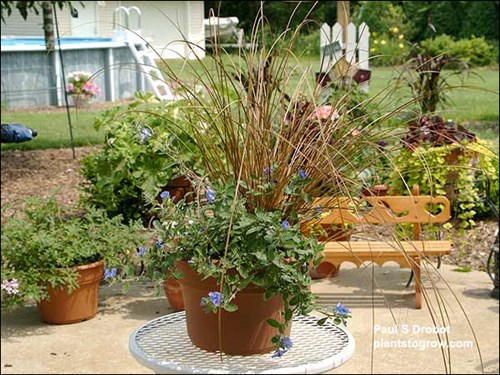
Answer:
[1, 55, 498, 151]
[1, 109, 105, 151]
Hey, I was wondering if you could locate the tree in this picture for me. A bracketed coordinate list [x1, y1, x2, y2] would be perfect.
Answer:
[1, 1, 83, 51]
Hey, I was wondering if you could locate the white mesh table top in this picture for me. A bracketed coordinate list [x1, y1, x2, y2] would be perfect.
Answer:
[129, 311, 355, 374]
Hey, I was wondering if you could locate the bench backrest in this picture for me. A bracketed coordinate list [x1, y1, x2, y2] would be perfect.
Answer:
[310, 195, 451, 225]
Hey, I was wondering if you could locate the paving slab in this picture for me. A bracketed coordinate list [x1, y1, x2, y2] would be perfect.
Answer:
[1, 264, 498, 374]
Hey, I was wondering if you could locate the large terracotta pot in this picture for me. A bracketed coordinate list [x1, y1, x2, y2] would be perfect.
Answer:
[37, 260, 104, 324]
[163, 277, 185, 311]
[175, 261, 290, 355]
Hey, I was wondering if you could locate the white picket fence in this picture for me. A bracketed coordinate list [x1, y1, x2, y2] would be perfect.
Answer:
[320, 21, 370, 92]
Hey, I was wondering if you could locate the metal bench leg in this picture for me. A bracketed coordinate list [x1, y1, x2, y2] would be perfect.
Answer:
[405, 270, 414, 288]
[413, 256, 422, 309]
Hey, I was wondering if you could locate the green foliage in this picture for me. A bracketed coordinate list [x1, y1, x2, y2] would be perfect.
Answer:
[1, 196, 146, 311]
[420, 35, 497, 67]
[353, 1, 413, 37]
[143, 178, 341, 351]
[369, 30, 411, 67]
[204, 1, 337, 35]
[79, 95, 202, 222]
[292, 31, 320, 57]
[394, 38, 472, 115]
[388, 140, 499, 228]
[460, 1, 499, 41]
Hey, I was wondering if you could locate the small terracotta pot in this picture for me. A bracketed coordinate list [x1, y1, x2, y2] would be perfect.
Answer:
[310, 262, 339, 279]
[163, 278, 185, 311]
[361, 184, 389, 197]
[160, 175, 194, 203]
[175, 261, 291, 355]
[309, 227, 351, 279]
[37, 260, 104, 324]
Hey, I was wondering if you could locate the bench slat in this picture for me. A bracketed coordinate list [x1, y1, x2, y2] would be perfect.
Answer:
[323, 241, 451, 257]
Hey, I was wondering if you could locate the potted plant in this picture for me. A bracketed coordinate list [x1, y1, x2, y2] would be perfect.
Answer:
[132, 5, 411, 356]
[80, 93, 201, 224]
[144, 179, 352, 356]
[1, 196, 146, 324]
[66, 71, 101, 108]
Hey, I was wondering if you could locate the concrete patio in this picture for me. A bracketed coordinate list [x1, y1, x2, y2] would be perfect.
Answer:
[1, 263, 498, 374]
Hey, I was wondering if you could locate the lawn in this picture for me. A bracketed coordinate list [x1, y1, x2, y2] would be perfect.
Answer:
[1, 55, 498, 151]
[1, 109, 105, 151]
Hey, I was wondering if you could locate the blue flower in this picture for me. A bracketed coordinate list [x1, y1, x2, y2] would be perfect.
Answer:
[199, 228, 205, 233]
[281, 220, 290, 230]
[208, 291, 223, 307]
[377, 140, 388, 147]
[139, 127, 152, 143]
[264, 167, 273, 175]
[272, 349, 288, 358]
[314, 206, 324, 214]
[206, 188, 216, 204]
[282, 336, 293, 349]
[200, 297, 208, 306]
[156, 240, 164, 249]
[136, 247, 147, 256]
[299, 169, 309, 179]
[160, 190, 171, 199]
[335, 302, 351, 316]
[104, 268, 117, 279]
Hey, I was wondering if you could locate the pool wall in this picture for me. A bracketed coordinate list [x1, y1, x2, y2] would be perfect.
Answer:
[1, 37, 151, 109]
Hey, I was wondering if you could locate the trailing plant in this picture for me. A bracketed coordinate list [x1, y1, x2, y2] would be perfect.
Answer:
[389, 122, 498, 228]
[1, 196, 147, 311]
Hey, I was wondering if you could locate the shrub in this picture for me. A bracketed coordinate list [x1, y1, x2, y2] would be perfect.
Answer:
[369, 30, 410, 67]
[80, 94, 202, 222]
[420, 35, 497, 67]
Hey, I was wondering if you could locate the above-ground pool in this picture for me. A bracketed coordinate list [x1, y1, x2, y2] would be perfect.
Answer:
[1, 36, 150, 109]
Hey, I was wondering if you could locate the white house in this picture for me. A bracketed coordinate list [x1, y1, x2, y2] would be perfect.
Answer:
[1, 1, 205, 59]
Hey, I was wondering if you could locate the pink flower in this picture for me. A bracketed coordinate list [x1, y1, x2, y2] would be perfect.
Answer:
[307, 105, 340, 121]
[1, 279, 19, 295]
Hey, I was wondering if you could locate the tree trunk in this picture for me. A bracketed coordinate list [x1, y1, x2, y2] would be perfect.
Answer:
[42, 1, 55, 52]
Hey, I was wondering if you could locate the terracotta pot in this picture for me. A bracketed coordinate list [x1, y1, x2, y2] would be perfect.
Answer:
[160, 175, 194, 203]
[37, 260, 104, 324]
[310, 261, 339, 279]
[175, 260, 291, 355]
[361, 184, 389, 197]
[309, 227, 351, 279]
[163, 277, 185, 311]
[70, 94, 91, 109]
[444, 148, 479, 202]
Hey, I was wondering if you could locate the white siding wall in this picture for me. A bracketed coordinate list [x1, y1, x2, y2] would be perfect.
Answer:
[186, 1, 206, 59]
[1, 8, 44, 36]
[1, 1, 205, 60]
[1, 5, 71, 37]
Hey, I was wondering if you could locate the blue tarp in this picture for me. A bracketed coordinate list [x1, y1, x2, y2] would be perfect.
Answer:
[1, 123, 37, 143]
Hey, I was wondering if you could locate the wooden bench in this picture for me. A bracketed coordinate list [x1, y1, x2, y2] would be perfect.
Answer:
[303, 186, 452, 309]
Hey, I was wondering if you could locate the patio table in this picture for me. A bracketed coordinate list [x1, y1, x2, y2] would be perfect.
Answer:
[129, 311, 355, 374]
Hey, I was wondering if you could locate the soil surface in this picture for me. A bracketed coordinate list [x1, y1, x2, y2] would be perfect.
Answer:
[1, 147, 498, 274]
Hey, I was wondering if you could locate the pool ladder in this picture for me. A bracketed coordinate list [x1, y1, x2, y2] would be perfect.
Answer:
[113, 6, 176, 101]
